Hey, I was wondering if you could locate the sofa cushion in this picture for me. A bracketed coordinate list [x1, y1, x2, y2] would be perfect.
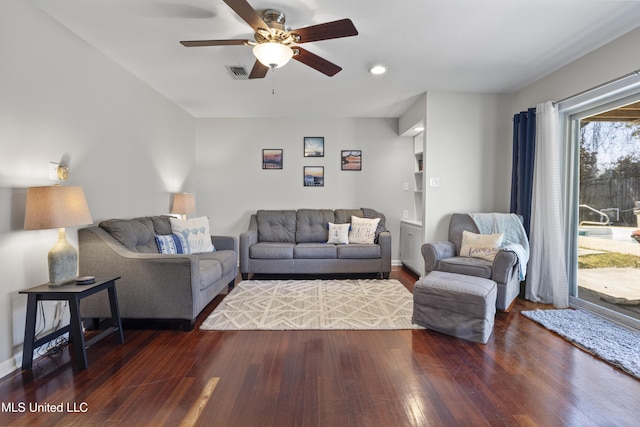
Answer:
[337, 244, 381, 259]
[170, 216, 216, 254]
[362, 207, 389, 242]
[155, 233, 188, 254]
[99, 217, 158, 253]
[438, 257, 493, 279]
[150, 215, 173, 235]
[349, 216, 381, 244]
[294, 243, 338, 259]
[460, 230, 504, 261]
[334, 209, 363, 224]
[199, 259, 223, 291]
[199, 250, 237, 278]
[327, 222, 350, 244]
[449, 214, 481, 255]
[257, 210, 296, 243]
[250, 242, 295, 259]
[296, 209, 335, 243]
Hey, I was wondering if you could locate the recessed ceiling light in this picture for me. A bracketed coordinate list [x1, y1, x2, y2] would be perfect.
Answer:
[369, 65, 387, 75]
[414, 126, 425, 132]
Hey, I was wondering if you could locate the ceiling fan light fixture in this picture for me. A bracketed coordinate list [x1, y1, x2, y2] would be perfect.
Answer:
[180, 3, 358, 79]
[253, 42, 293, 69]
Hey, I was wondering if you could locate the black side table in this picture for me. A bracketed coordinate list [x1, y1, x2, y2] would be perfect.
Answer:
[20, 276, 124, 370]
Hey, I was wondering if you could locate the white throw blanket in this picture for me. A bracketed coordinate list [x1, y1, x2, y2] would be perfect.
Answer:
[469, 213, 530, 280]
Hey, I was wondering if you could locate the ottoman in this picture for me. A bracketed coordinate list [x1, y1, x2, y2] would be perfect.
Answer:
[412, 271, 497, 344]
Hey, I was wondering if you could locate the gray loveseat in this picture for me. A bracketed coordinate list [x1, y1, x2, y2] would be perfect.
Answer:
[78, 215, 237, 329]
[240, 208, 391, 279]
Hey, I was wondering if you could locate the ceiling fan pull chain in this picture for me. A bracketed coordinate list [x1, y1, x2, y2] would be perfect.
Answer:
[272, 68, 276, 95]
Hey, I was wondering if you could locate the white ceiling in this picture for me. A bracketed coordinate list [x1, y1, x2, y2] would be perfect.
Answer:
[33, 0, 640, 118]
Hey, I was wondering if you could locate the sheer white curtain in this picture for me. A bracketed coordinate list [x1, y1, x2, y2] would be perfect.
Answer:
[526, 101, 569, 308]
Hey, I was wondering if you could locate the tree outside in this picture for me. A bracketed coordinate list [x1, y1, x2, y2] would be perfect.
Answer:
[579, 118, 640, 226]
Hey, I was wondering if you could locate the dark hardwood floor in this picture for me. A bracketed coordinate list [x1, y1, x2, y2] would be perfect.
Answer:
[1, 267, 639, 426]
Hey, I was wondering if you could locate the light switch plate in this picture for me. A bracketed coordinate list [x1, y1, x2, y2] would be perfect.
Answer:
[49, 162, 60, 180]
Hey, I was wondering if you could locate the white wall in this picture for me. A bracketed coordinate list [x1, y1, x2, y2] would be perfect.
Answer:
[512, 27, 640, 112]
[195, 118, 414, 259]
[0, 1, 196, 375]
[424, 92, 512, 242]
[400, 92, 512, 243]
[195, 100, 513, 271]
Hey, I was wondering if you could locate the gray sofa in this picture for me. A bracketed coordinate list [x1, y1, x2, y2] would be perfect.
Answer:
[78, 215, 237, 329]
[239, 208, 391, 279]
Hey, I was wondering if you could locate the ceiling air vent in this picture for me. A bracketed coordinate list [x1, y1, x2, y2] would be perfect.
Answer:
[225, 65, 249, 80]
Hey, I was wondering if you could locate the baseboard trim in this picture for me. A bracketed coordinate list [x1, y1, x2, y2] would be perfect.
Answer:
[0, 355, 19, 379]
[570, 296, 640, 331]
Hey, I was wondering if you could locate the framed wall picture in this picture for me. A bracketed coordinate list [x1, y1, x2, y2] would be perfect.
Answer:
[303, 166, 324, 187]
[303, 137, 324, 157]
[262, 149, 283, 169]
[341, 150, 362, 171]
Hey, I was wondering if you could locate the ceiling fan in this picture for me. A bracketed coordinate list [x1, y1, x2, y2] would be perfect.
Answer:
[180, 0, 358, 79]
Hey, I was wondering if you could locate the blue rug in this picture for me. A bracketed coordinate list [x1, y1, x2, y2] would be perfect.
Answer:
[522, 309, 640, 379]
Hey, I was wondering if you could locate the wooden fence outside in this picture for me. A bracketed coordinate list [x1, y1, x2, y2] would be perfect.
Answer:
[580, 178, 640, 226]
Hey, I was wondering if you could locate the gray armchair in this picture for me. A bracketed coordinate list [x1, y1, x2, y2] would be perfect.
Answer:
[421, 213, 525, 311]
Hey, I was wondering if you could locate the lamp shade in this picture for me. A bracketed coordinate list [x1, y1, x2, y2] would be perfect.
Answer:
[253, 42, 293, 68]
[171, 193, 196, 216]
[24, 186, 93, 230]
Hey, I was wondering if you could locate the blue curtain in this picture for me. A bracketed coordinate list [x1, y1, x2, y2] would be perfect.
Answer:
[510, 108, 536, 235]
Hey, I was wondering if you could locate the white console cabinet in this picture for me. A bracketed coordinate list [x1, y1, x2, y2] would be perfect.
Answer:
[400, 220, 424, 276]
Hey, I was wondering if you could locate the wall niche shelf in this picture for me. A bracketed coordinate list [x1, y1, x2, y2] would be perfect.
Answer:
[412, 133, 424, 220]
[401, 131, 425, 275]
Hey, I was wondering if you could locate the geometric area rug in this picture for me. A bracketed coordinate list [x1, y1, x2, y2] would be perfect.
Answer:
[521, 308, 640, 379]
[200, 279, 423, 331]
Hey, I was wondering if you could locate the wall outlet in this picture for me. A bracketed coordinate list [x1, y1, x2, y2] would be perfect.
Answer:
[429, 177, 440, 188]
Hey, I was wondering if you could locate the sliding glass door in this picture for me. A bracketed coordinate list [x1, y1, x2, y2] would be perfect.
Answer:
[564, 91, 640, 327]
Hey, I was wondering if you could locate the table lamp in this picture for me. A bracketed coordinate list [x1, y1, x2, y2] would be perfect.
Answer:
[24, 186, 93, 285]
[170, 193, 195, 220]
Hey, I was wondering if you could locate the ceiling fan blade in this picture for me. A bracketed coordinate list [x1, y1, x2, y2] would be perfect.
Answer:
[292, 47, 342, 77]
[290, 19, 358, 43]
[223, 0, 269, 31]
[249, 60, 269, 79]
[180, 39, 249, 47]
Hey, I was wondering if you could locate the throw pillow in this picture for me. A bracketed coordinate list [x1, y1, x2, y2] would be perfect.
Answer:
[361, 207, 388, 242]
[460, 230, 504, 261]
[154, 233, 188, 254]
[349, 216, 381, 244]
[169, 216, 216, 254]
[327, 222, 350, 244]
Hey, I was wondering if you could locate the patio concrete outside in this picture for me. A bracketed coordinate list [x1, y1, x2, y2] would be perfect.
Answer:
[577, 228, 640, 319]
